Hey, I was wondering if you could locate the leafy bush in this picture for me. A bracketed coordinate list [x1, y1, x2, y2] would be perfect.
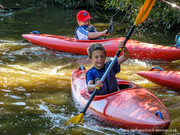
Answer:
[104, 0, 180, 33]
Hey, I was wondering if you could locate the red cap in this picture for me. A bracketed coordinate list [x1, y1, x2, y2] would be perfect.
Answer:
[77, 10, 92, 22]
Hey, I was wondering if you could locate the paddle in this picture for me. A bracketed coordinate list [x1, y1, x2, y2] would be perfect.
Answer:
[66, 0, 156, 125]
[104, 16, 113, 39]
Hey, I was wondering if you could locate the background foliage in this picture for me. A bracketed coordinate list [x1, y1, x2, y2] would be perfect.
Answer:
[104, 0, 180, 33]
[1, 0, 179, 33]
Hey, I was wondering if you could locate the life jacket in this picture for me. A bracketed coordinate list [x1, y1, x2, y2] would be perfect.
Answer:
[75, 25, 101, 40]
[175, 33, 180, 46]
[86, 60, 120, 95]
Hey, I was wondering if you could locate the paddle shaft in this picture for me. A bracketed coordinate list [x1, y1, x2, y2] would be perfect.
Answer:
[81, 24, 136, 114]
[104, 25, 112, 39]
[104, 29, 110, 39]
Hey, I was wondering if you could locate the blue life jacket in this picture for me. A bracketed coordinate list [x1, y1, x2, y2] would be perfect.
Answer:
[175, 33, 180, 46]
[86, 60, 120, 95]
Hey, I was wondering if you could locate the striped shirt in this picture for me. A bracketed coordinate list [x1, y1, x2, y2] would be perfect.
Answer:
[75, 24, 98, 40]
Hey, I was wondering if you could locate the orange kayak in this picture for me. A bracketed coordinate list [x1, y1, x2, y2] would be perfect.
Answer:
[137, 71, 180, 90]
[22, 34, 180, 61]
[71, 68, 171, 133]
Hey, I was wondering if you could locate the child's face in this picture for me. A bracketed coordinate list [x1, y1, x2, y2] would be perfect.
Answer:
[90, 50, 106, 69]
[78, 19, 90, 26]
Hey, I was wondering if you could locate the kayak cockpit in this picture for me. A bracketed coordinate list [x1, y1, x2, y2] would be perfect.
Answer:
[118, 84, 133, 90]
[80, 78, 139, 100]
[75, 67, 140, 99]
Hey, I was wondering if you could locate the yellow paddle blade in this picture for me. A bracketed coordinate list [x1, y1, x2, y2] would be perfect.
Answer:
[134, 0, 156, 26]
[65, 113, 84, 125]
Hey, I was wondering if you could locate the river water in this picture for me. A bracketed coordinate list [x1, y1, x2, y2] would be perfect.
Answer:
[0, 4, 179, 135]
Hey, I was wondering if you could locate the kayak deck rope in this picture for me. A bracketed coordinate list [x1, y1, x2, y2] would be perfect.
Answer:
[30, 30, 39, 34]
[149, 67, 164, 71]
[175, 44, 180, 48]
[155, 111, 164, 119]
[79, 65, 86, 71]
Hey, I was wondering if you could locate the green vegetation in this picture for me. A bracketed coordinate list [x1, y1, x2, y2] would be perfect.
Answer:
[1, 0, 179, 33]
[104, 0, 180, 33]
[53, 0, 180, 33]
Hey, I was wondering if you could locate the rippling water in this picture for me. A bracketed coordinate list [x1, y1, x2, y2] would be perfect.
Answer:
[0, 4, 179, 135]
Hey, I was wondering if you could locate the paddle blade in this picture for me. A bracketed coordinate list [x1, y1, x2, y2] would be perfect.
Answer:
[65, 113, 84, 125]
[109, 16, 113, 33]
[104, 16, 113, 39]
[134, 0, 156, 26]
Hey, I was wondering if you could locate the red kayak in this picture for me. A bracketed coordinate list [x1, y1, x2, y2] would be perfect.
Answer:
[22, 34, 180, 61]
[71, 68, 170, 133]
[137, 71, 180, 90]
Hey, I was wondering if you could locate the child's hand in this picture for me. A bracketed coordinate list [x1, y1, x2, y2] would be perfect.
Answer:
[95, 80, 103, 89]
[118, 41, 124, 48]
[102, 30, 109, 36]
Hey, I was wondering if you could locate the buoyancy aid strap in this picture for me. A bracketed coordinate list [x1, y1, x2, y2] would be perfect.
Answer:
[175, 33, 180, 45]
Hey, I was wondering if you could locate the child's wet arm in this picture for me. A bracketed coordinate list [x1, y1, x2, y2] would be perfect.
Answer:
[87, 80, 96, 92]
[118, 47, 130, 65]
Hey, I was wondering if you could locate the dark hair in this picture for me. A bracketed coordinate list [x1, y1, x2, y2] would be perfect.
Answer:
[87, 43, 106, 58]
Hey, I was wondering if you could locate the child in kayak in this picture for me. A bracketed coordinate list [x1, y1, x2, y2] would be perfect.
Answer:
[75, 10, 109, 40]
[86, 42, 129, 95]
